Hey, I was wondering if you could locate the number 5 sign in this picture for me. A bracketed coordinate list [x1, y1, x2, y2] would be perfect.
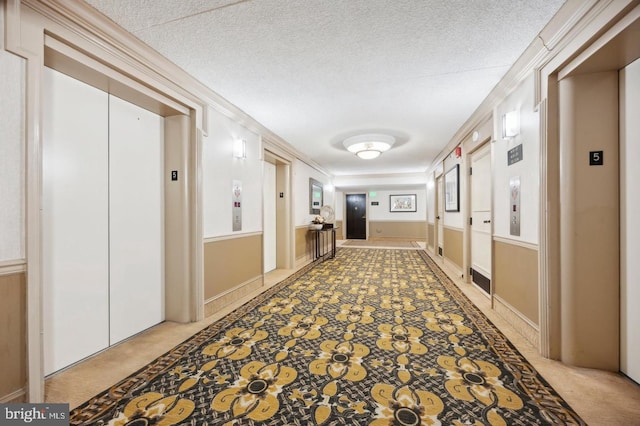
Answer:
[589, 150, 604, 166]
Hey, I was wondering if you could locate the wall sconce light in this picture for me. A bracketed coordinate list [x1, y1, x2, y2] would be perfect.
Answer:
[233, 138, 246, 158]
[503, 110, 520, 138]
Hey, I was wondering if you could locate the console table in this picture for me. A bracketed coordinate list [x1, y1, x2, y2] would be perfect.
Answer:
[309, 227, 338, 261]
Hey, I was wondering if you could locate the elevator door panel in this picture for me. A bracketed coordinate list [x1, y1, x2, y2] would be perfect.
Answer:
[43, 67, 110, 375]
[620, 58, 640, 383]
[109, 95, 165, 345]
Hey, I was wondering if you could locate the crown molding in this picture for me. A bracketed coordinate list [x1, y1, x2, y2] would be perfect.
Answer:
[426, 0, 626, 174]
[19, 0, 320, 175]
[22, 0, 206, 120]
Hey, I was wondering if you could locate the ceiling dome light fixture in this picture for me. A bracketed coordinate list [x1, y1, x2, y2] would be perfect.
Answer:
[343, 134, 395, 160]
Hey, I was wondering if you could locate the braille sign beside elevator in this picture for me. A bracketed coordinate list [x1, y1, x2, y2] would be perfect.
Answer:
[507, 144, 523, 166]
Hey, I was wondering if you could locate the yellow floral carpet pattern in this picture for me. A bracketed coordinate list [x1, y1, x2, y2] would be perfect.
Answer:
[70, 249, 584, 425]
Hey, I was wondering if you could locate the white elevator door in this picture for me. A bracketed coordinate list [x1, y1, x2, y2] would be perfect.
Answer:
[620, 57, 640, 383]
[471, 144, 492, 294]
[43, 68, 165, 373]
[43, 68, 110, 375]
[263, 162, 277, 273]
[109, 95, 165, 345]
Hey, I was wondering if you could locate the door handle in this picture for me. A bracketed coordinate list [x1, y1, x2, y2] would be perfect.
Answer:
[436, 216, 440, 219]
[483, 220, 491, 224]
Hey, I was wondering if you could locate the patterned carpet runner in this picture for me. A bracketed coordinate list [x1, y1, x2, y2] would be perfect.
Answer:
[70, 248, 584, 425]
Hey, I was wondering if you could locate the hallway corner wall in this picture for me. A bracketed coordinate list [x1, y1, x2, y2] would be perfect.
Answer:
[201, 107, 265, 314]
[293, 160, 332, 264]
[558, 71, 619, 371]
[0, 3, 27, 402]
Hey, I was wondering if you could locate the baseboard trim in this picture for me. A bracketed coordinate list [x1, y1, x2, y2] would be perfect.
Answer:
[444, 258, 463, 278]
[0, 388, 26, 403]
[204, 276, 263, 318]
[494, 295, 540, 349]
[294, 255, 313, 270]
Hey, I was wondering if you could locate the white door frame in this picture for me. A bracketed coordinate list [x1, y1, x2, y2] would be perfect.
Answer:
[263, 160, 277, 273]
[263, 148, 294, 271]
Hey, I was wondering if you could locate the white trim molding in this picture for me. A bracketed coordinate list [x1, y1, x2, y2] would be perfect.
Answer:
[0, 259, 27, 276]
[492, 236, 539, 251]
[204, 231, 263, 244]
[0, 388, 26, 404]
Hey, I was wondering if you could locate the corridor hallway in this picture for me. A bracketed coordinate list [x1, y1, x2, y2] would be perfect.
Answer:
[45, 247, 640, 424]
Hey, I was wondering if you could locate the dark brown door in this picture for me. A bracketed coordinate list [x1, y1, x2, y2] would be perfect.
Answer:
[346, 193, 366, 239]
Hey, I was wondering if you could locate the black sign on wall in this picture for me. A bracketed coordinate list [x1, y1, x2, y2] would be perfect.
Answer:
[589, 151, 604, 165]
[507, 144, 523, 166]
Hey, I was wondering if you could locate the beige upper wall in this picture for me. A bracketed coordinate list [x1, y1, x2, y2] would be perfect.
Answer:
[0, 4, 25, 262]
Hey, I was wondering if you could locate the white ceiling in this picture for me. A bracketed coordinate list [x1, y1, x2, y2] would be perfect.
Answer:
[85, 0, 565, 177]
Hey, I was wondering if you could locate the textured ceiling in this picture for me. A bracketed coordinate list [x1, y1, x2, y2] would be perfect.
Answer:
[86, 0, 565, 176]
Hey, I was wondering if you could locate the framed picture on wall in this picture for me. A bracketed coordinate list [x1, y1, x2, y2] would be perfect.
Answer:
[390, 194, 417, 212]
[445, 164, 460, 212]
[309, 178, 323, 214]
